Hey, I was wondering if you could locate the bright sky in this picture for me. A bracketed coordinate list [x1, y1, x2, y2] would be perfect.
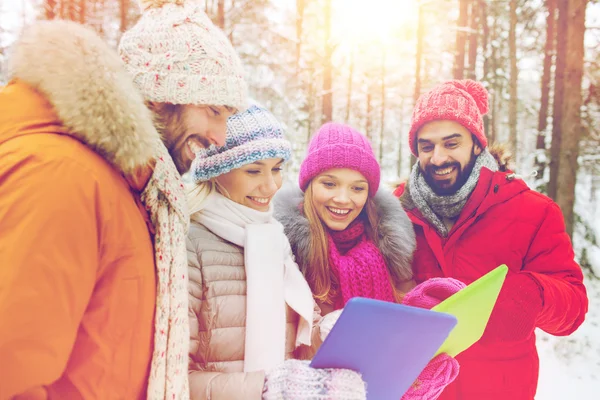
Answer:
[332, 0, 419, 45]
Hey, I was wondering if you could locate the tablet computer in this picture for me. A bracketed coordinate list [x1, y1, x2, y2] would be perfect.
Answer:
[310, 298, 457, 400]
[431, 264, 508, 357]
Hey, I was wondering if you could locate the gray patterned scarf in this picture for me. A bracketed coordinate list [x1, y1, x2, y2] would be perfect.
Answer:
[409, 149, 498, 237]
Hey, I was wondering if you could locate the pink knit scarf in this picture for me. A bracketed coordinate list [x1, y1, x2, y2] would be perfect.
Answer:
[327, 220, 395, 309]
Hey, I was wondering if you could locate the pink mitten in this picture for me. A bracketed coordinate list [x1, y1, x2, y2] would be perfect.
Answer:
[401, 354, 459, 400]
[402, 278, 466, 310]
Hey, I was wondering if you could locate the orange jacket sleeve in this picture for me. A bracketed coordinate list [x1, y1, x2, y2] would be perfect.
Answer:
[0, 153, 99, 399]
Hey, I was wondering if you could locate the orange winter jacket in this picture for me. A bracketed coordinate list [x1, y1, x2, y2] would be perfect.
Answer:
[0, 79, 157, 399]
[0, 22, 163, 399]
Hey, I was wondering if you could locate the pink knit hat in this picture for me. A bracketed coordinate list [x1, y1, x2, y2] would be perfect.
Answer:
[409, 79, 489, 155]
[299, 123, 380, 197]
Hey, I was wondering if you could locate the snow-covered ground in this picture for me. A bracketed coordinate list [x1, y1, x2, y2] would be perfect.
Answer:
[536, 272, 600, 399]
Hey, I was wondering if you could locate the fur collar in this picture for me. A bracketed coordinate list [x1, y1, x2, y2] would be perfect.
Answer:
[7, 20, 159, 174]
[273, 185, 415, 283]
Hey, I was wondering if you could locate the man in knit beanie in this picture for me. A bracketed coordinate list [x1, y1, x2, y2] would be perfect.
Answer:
[0, 2, 246, 398]
[118, 1, 249, 399]
[119, 0, 248, 175]
[394, 79, 588, 400]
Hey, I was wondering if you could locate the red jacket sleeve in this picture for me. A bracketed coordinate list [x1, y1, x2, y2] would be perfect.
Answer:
[523, 201, 588, 336]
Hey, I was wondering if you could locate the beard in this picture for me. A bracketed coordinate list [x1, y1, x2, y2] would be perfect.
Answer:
[154, 106, 211, 175]
[166, 134, 211, 175]
[169, 146, 190, 175]
[160, 126, 189, 175]
[422, 146, 479, 196]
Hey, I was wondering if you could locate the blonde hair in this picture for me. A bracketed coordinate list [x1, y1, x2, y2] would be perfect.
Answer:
[186, 178, 231, 219]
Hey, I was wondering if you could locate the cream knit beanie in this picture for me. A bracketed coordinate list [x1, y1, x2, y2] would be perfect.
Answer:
[119, 0, 248, 111]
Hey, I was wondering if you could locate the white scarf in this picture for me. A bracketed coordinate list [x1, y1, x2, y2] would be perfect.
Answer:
[141, 140, 190, 399]
[191, 192, 315, 373]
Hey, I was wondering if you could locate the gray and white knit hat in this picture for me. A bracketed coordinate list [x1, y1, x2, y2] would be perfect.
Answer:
[118, 0, 248, 111]
[191, 104, 292, 182]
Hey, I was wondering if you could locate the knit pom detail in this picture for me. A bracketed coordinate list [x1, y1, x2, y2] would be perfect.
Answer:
[449, 79, 489, 115]
[137, 0, 185, 10]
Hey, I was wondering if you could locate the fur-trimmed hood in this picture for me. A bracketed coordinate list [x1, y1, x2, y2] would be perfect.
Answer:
[488, 143, 511, 172]
[273, 185, 415, 284]
[3, 20, 159, 175]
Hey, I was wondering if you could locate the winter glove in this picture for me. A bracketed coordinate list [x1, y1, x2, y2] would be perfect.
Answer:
[402, 278, 466, 309]
[318, 309, 343, 341]
[401, 353, 460, 400]
[400, 279, 462, 399]
[262, 359, 366, 400]
[480, 272, 543, 344]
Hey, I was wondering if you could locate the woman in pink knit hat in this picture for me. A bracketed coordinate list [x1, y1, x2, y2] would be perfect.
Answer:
[274, 122, 464, 399]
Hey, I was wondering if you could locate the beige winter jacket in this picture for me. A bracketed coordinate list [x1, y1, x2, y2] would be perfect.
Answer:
[187, 221, 321, 400]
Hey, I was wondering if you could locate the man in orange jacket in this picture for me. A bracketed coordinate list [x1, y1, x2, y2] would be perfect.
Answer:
[0, 2, 247, 398]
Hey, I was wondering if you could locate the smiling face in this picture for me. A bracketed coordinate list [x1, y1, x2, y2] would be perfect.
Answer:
[157, 104, 235, 174]
[215, 158, 284, 211]
[416, 120, 482, 195]
[310, 168, 369, 231]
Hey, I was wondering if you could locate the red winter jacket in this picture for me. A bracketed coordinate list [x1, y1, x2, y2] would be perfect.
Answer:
[394, 167, 588, 400]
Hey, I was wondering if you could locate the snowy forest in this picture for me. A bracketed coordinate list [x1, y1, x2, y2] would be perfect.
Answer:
[0, 0, 599, 396]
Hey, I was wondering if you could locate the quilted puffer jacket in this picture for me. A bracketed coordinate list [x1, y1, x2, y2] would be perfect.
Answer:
[187, 222, 320, 400]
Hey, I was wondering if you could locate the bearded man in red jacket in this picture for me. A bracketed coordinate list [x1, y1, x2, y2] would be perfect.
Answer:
[394, 79, 588, 400]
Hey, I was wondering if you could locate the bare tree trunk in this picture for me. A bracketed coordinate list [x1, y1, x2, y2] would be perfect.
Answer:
[307, 66, 315, 143]
[489, 10, 503, 148]
[454, 0, 469, 79]
[321, 0, 333, 124]
[228, 0, 235, 45]
[379, 49, 386, 164]
[98, 0, 105, 35]
[411, 2, 425, 167]
[398, 96, 404, 177]
[366, 87, 372, 142]
[467, 0, 479, 80]
[414, 3, 424, 105]
[345, 50, 354, 123]
[120, 0, 129, 32]
[508, 0, 518, 159]
[488, 9, 498, 144]
[216, 0, 225, 29]
[45, 0, 57, 19]
[535, 0, 556, 182]
[69, 0, 77, 21]
[79, 0, 86, 23]
[556, 0, 588, 238]
[548, 0, 569, 200]
[489, 86, 497, 144]
[480, 0, 490, 136]
[296, 0, 304, 74]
